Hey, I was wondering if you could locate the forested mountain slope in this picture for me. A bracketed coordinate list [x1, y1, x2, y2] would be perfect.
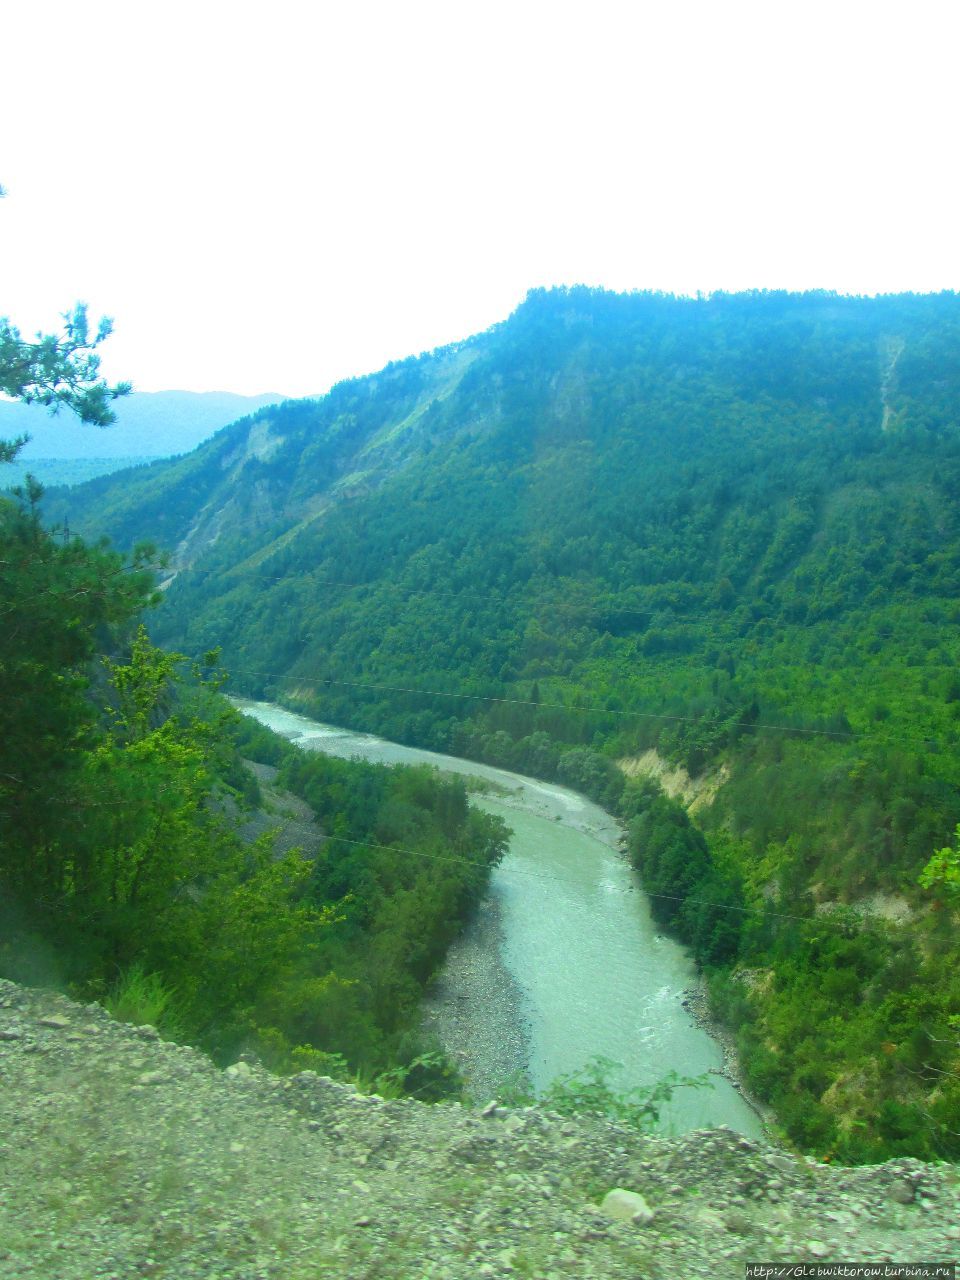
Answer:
[53, 288, 960, 1161]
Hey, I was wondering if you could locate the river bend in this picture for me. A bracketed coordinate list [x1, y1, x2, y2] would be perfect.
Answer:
[235, 699, 762, 1138]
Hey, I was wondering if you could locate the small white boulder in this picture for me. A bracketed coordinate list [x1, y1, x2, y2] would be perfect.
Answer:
[599, 1188, 655, 1226]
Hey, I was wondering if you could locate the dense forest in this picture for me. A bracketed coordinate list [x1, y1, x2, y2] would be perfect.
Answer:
[0, 497, 506, 1095]
[29, 288, 960, 1159]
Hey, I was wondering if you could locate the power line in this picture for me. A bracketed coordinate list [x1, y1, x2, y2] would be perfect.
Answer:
[169, 564, 959, 637]
[234, 686, 946, 928]
[216, 660, 957, 747]
[0, 778, 185, 812]
[301, 828, 816, 925]
[161, 569, 960, 731]
[0, 557, 159, 618]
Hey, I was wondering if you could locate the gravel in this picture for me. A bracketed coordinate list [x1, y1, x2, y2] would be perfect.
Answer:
[421, 894, 532, 1104]
[1, 977, 958, 1280]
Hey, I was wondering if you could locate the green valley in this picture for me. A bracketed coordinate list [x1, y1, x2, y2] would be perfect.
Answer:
[28, 287, 960, 1160]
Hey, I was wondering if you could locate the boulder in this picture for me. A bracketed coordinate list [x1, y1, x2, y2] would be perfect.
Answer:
[600, 1188, 655, 1226]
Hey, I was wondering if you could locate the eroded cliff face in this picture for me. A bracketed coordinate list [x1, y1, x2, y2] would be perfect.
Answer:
[0, 978, 956, 1279]
[617, 748, 730, 814]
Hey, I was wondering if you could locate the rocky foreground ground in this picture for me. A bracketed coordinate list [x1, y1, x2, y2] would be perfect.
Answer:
[0, 978, 957, 1280]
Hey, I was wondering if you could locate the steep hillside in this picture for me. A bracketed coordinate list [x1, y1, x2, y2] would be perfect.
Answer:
[1, 978, 957, 1280]
[45, 343, 479, 560]
[52, 288, 960, 1161]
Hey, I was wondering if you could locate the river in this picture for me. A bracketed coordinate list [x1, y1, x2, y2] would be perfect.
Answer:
[235, 699, 764, 1139]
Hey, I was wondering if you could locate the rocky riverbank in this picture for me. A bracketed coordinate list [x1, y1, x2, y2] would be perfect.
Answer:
[420, 894, 532, 1103]
[679, 981, 777, 1136]
[1, 978, 958, 1280]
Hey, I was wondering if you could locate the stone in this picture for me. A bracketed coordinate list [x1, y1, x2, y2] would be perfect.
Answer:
[889, 1179, 915, 1205]
[724, 1210, 752, 1234]
[599, 1188, 655, 1226]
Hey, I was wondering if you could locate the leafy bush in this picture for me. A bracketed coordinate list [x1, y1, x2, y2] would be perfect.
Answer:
[495, 1055, 712, 1131]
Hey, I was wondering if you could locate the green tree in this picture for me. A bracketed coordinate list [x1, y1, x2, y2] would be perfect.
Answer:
[1, 285, 148, 963]
[0, 496, 155, 898]
[919, 825, 960, 904]
[0, 303, 131, 438]
[1, 186, 130, 443]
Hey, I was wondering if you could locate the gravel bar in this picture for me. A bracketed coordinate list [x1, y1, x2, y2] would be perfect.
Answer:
[421, 893, 532, 1103]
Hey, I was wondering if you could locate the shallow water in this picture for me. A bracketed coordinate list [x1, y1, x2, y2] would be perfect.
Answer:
[236, 699, 762, 1137]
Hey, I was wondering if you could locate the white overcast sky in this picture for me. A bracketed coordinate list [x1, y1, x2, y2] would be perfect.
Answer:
[1, 0, 957, 396]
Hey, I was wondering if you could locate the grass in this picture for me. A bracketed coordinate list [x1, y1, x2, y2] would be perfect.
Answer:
[103, 964, 185, 1040]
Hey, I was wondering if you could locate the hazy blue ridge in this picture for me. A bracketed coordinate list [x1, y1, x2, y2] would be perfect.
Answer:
[0, 389, 289, 461]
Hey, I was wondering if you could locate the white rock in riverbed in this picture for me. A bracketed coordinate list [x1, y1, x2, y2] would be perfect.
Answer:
[600, 1188, 655, 1225]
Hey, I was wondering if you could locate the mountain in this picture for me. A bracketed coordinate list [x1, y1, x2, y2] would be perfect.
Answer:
[50, 287, 960, 1161]
[0, 389, 288, 485]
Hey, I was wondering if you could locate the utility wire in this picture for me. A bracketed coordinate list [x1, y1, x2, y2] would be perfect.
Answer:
[169, 565, 958, 637]
[303, 829, 817, 925]
[218, 661, 926, 744]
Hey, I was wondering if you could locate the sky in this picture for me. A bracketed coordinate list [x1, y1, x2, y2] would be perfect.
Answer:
[2, 0, 957, 397]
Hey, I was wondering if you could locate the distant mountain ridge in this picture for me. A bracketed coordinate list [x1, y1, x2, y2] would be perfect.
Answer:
[0, 388, 289, 461]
